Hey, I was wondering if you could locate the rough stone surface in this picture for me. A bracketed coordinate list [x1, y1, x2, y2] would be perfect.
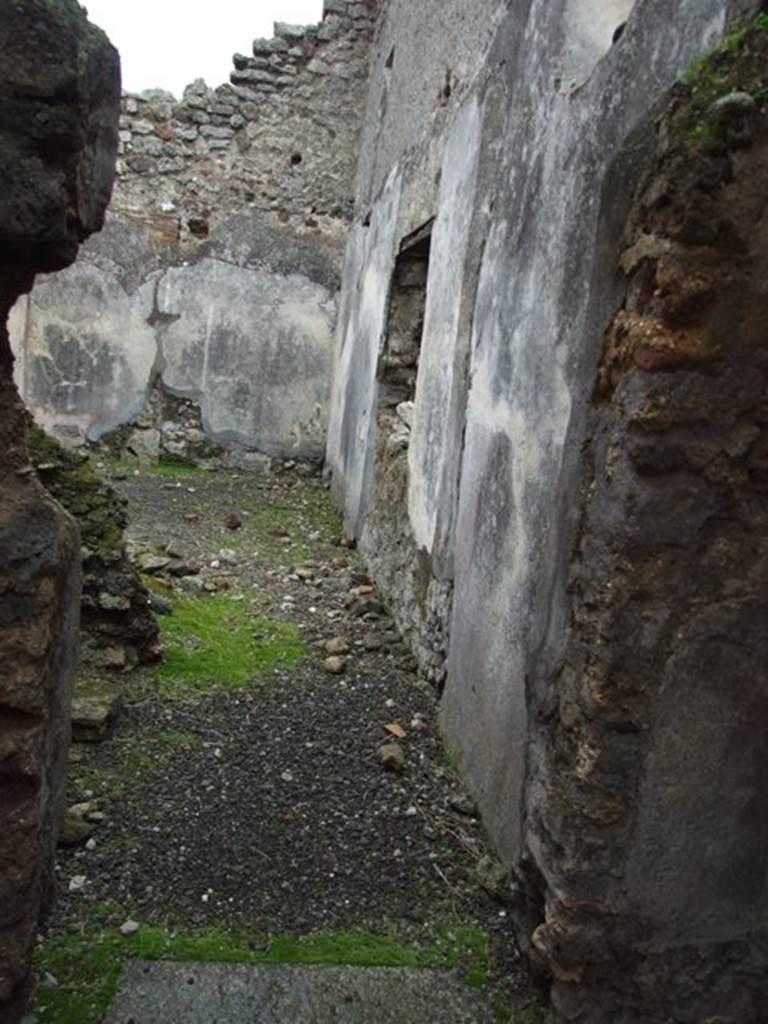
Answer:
[26, 425, 159, 669]
[328, 0, 768, 1020]
[0, 2, 119, 1020]
[103, 962, 494, 1024]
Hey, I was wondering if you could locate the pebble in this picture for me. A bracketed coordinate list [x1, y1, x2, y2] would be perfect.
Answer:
[449, 793, 478, 817]
[377, 742, 405, 772]
[323, 655, 347, 675]
[119, 920, 140, 937]
[324, 636, 351, 656]
[68, 875, 87, 893]
[60, 804, 96, 846]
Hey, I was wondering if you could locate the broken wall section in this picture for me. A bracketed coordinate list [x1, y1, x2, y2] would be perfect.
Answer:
[10, 0, 377, 462]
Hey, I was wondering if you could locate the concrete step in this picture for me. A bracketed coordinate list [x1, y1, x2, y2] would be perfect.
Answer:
[102, 961, 496, 1023]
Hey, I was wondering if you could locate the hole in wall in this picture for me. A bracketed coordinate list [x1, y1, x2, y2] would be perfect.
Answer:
[441, 69, 453, 102]
[385, 46, 395, 69]
[187, 217, 209, 239]
[375, 220, 434, 445]
[559, 0, 637, 90]
[290, 152, 303, 166]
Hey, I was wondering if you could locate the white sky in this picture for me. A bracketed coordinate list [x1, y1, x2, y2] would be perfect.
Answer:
[82, 1, 325, 97]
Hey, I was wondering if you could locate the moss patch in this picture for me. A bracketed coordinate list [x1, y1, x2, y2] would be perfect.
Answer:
[104, 457, 212, 480]
[35, 915, 498, 1024]
[149, 592, 304, 696]
[70, 728, 203, 798]
[675, 13, 768, 153]
[29, 424, 127, 559]
[507, 1000, 547, 1024]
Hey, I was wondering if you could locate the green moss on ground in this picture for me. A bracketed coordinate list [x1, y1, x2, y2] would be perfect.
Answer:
[35, 915, 500, 1024]
[233, 490, 339, 562]
[104, 457, 212, 480]
[70, 728, 203, 797]
[148, 592, 305, 697]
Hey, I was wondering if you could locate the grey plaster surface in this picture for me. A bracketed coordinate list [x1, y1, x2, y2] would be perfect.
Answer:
[327, 0, 768, 1013]
[354, 0, 507, 209]
[102, 962, 494, 1024]
[10, 216, 338, 457]
[159, 259, 336, 458]
[327, 169, 403, 534]
[10, 261, 158, 441]
[329, 0, 735, 869]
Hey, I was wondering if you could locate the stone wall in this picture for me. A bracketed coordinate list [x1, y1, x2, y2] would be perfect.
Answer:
[115, 0, 375, 246]
[0, 3, 120, 1020]
[327, 0, 768, 1019]
[10, 0, 376, 461]
[27, 425, 160, 671]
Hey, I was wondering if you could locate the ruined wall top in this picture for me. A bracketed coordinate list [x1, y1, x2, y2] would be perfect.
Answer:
[113, 0, 377, 248]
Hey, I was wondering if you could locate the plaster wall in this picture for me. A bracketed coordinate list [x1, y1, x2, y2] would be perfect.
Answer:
[159, 259, 335, 457]
[12, 216, 338, 457]
[11, 264, 157, 440]
[328, 0, 768, 1018]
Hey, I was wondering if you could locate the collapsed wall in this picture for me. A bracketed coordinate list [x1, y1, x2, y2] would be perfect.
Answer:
[327, 0, 768, 1020]
[10, 0, 376, 462]
[0, 2, 120, 1019]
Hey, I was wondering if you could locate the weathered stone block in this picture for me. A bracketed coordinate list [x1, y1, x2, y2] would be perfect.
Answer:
[274, 22, 307, 40]
[253, 36, 289, 56]
[231, 68, 275, 87]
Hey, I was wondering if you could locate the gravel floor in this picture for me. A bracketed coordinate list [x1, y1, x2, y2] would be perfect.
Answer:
[49, 464, 525, 995]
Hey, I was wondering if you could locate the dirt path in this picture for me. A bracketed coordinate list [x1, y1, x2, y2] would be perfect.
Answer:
[36, 463, 532, 1022]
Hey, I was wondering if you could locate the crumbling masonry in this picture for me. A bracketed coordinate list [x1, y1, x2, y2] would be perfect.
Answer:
[2, 0, 768, 1022]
